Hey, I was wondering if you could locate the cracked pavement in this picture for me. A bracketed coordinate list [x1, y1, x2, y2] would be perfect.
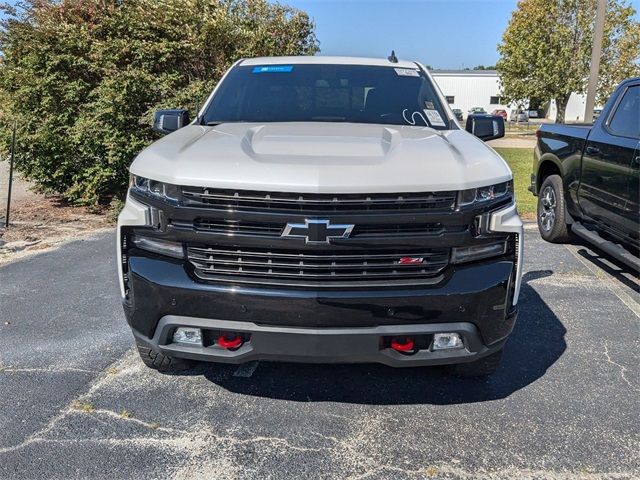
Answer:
[0, 227, 638, 479]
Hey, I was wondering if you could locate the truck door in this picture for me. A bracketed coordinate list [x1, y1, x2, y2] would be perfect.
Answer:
[578, 83, 640, 237]
[627, 142, 640, 240]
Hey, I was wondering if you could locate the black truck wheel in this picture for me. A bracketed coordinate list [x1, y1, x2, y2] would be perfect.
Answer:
[537, 174, 572, 243]
[136, 341, 194, 372]
[447, 348, 503, 377]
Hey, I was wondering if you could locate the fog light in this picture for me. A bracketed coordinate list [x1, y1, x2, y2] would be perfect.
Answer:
[173, 327, 202, 345]
[433, 333, 464, 350]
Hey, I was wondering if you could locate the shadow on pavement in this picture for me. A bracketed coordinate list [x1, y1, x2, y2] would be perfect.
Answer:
[572, 243, 639, 293]
[198, 270, 566, 405]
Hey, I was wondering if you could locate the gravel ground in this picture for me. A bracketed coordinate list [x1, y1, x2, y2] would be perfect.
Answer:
[0, 159, 39, 206]
[0, 160, 112, 264]
[0, 226, 638, 480]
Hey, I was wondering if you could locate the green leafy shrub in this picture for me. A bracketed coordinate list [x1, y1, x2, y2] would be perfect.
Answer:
[0, 0, 319, 204]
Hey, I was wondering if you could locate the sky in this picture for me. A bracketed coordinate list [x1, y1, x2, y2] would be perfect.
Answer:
[1, 0, 639, 69]
[284, 0, 640, 69]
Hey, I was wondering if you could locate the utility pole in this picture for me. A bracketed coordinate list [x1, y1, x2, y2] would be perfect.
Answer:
[584, 0, 606, 123]
[5, 121, 16, 228]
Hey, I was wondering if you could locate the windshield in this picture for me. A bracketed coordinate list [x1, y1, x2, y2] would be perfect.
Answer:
[203, 64, 450, 129]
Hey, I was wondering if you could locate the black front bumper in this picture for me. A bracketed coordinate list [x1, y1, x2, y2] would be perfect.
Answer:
[134, 316, 509, 367]
[124, 252, 517, 367]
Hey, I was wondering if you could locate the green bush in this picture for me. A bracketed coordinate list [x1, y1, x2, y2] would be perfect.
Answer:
[0, 0, 319, 204]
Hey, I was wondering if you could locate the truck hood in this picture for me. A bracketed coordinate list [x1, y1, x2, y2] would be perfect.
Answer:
[130, 122, 512, 193]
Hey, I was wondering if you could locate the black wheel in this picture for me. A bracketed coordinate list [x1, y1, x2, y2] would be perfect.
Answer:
[537, 174, 572, 243]
[447, 348, 503, 377]
[136, 341, 194, 372]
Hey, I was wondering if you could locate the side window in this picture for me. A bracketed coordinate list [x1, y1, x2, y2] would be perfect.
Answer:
[608, 85, 640, 139]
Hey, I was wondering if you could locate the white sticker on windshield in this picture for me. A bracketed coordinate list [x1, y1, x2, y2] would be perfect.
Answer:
[394, 68, 420, 77]
[424, 109, 446, 127]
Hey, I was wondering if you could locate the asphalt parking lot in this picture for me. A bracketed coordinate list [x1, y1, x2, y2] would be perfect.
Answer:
[0, 225, 638, 480]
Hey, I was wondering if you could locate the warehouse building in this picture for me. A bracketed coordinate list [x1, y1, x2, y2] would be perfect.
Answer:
[430, 69, 588, 121]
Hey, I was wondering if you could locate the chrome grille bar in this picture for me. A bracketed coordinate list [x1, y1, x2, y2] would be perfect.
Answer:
[187, 246, 450, 285]
[181, 187, 457, 212]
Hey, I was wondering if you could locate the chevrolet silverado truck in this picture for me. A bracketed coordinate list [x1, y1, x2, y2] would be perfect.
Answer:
[531, 77, 639, 271]
[117, 56, 523, 376]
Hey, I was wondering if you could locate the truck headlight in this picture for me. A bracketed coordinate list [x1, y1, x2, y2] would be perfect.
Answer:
[130, 175, 180, 201]
[458, 181, 512, 207]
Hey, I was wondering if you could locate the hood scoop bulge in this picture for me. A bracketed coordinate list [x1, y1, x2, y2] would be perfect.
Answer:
[242, 123, 401, 159]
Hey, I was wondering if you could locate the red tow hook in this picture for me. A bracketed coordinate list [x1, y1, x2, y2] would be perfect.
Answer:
[217, 334, 243, 350]
[390, 337, 415, 352]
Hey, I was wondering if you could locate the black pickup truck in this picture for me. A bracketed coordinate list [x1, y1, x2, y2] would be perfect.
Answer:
[531, 77, 639, 271]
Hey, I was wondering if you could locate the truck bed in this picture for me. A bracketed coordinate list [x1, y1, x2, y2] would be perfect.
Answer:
[537, 123, 591, 141]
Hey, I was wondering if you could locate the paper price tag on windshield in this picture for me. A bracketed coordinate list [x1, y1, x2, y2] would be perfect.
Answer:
[424, 109, 446, 127]
[394, 68, 420, 77]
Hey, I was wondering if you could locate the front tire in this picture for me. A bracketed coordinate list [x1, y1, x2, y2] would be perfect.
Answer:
[537, 175, 572, 243]
[447, 349, 503, 377]
[136, 341, 194, 372]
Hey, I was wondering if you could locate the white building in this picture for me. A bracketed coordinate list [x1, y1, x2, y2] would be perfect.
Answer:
[430, 69, 588, 121]
[431, 70, 511, 116]
[545, 94, 592, 122]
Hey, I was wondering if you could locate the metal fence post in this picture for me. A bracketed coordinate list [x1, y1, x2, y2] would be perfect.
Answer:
[5, 121, 16, 228]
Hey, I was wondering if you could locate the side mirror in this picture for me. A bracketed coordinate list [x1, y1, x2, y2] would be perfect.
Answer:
[465, 114, 505, 141]
[152, 109, 190, 135]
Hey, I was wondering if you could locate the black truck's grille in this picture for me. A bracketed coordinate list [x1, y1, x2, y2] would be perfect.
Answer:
[187, 246, 450, 287]
[181, 187, 457, 213]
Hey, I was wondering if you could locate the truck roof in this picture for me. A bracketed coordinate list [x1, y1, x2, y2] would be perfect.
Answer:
[239, 55, 419, 69]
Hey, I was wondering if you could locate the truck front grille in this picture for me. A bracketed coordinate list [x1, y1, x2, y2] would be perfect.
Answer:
[181, 187, 457, 213]
[153, 186, 494, 288]
[186, 246, 450, 287]
[182, 218, 452, 238]
[191, 219, 283, 236]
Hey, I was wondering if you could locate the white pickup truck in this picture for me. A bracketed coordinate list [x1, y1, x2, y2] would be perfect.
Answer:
[117, 56, 523, 376]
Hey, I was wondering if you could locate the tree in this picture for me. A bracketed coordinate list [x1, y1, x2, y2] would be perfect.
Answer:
[0, 0, 318, 204]
[497, 0, 640, 123]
